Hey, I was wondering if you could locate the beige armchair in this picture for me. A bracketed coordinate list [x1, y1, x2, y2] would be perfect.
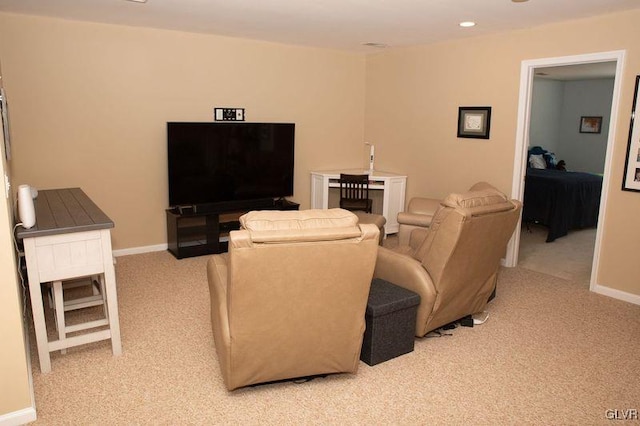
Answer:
[397, 197, 441, 246]
[375, 184, 521, 337]
[207, 209, 379, 390]
[397, 182, 498, 246]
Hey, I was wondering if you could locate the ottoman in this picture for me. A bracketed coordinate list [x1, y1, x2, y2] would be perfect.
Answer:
[360, 278, 421, 366]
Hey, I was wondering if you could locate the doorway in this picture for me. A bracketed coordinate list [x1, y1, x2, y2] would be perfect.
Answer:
[505, 50, 626, 294]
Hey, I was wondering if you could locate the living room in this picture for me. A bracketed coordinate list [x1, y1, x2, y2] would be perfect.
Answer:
[1, 2, 640, 424]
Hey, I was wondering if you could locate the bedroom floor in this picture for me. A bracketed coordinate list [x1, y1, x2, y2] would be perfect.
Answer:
[517, 223, 596, 286]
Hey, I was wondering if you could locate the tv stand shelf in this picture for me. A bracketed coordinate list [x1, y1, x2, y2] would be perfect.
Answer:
[166, 199, 299, 259]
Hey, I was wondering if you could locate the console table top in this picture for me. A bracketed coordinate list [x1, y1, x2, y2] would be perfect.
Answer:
[311, 168, 407, 178]
[16, 187, 113, 239]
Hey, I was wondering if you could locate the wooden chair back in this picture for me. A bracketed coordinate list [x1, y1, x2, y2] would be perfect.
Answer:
[339, 174, 372, 213]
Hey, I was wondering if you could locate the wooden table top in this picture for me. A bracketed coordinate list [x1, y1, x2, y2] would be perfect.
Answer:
[16, 188, 114, 239]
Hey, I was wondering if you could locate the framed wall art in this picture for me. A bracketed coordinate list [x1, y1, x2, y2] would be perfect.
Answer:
[622, 75, 640, 192]
[457, 106, 491, 139]
[579, 116, 602, 134]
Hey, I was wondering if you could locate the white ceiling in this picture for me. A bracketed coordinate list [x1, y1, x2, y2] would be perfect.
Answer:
[0, 0, 638, 52]
[535, 62, 618, 81]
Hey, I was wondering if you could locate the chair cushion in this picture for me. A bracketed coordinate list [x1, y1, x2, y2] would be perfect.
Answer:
[238, 208, 364, 243]
[442, 187, 514, 216]
[240, 208, 358, 230]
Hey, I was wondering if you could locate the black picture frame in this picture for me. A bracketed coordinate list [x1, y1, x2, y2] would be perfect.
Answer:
[457, 106, 491, 139]
[622, 75, 640, 192]
[579, 116, 602, 134]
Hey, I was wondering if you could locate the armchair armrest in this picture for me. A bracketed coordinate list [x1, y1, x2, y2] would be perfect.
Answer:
[397, 211, 432, 228]
[373, 246, 437, 337]
[397, 197, 441, 246]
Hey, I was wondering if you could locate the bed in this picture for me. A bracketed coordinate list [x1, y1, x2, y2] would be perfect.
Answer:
[523, 168, 602, 242]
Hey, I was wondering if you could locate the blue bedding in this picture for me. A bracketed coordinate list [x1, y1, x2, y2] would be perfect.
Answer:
[523, 168, 602, 242]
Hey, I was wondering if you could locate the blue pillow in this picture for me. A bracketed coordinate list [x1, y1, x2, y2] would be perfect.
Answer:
[543, 152, 557, 168]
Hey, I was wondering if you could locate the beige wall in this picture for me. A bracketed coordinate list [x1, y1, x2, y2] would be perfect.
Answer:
[1, 11, 639, 295]
[0, 13, 366, 250]
[1, 6, 640, 421]
[0, 81, 32, 418]
[364, 9, 640, 295]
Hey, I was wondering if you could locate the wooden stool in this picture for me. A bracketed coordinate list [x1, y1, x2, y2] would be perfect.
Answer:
[50, 275, 109, 354]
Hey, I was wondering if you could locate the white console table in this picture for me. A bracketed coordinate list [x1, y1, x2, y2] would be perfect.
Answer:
[17, 188, 122, 373]
[310, 169, 407, 234]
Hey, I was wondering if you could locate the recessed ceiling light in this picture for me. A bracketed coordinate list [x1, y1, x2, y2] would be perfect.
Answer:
[125, 0, 148, 3]
[459, 21, 476, 28]
[362, 42, 388, 48]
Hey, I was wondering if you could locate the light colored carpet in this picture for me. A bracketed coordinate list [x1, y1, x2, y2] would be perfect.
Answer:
[27, 250, 640, 425]
[518, 224, 596, 285]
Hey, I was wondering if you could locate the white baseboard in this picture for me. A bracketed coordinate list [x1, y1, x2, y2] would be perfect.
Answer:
[591, 284, 640, 306]
[112, 243, 167, 257]
[112, 239, 229, 258]
[0, 407, 37, 426]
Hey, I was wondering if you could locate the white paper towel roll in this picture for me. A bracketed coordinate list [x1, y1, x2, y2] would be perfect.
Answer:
[18, 184, 36, 228]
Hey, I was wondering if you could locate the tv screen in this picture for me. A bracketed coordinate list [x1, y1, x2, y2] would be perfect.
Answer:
[167, 122, 295, 208]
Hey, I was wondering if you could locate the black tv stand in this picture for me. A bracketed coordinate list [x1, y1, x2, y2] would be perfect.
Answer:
[166, 198, 300, 259]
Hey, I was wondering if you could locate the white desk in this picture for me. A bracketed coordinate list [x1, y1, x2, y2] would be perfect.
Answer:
[17, 188, 122, 373]
[310, 169, 407, 234]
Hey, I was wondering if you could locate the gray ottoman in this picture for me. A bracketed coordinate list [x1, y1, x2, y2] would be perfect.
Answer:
[360, 278, 420, 366]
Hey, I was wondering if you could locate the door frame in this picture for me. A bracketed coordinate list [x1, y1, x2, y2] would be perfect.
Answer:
[504, 50, 626, 294]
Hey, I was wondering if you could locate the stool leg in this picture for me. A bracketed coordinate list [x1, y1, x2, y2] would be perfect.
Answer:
[104, 285, 122, 355]
[49, 285, 58, 332]
[91, 275, 100, 296]
[47, 283, 54, 310]
[98, 274, 109, 321]
[52, 280, 67, 355]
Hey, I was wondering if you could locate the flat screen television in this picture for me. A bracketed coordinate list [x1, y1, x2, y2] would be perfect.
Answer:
[167, 122, 295, 210]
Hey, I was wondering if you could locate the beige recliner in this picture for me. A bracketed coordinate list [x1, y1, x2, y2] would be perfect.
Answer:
[374, 183, 522, 337]
[397, 182, 497, 246]
[207, 209, 379, 391]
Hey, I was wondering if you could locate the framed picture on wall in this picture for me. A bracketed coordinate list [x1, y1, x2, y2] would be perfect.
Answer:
[622, 75, 640, 192]
[579, 116, 602, 134]
[457, 106, 492, 139]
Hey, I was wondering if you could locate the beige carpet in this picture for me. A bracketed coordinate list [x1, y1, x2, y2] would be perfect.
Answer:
[26, 250, 640, 425]
[518, 224, 596, 285]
